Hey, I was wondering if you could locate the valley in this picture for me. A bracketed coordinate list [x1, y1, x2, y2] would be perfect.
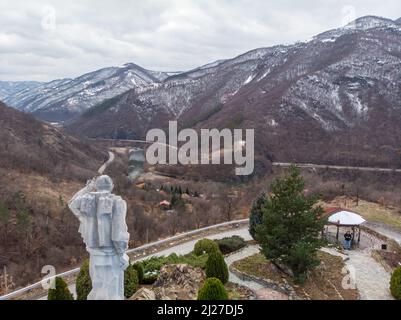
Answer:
[1, 13, 401, 300]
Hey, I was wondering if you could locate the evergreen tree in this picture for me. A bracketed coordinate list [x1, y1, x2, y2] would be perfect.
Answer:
[48, 277, 74, 300]
[197, 278, 228, 300]
[249, 192, 268, 240]
[16, 210, 31, 234]
[205, 250, 229, 284]
[76, 260, 91, 300]
[124, 264, 139, 298]
[194, 238, 219, 256]
[0, 202, 10, 243]
[255, 165, 325, 283]
[132, 262, 144, 284]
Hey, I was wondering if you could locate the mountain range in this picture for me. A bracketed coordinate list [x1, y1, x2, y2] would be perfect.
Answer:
[2, 64, 178, 122]
[0, 81, 42, 100]
[3, 15, 401, 169]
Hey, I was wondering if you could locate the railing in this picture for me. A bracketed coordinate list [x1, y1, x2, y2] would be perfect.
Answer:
[0, 218, 249, 300]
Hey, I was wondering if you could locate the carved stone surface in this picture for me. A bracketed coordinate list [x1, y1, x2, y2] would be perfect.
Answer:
[69, 175, 130, 300]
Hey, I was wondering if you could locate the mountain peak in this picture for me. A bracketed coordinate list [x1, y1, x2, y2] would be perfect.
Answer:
[396, 17, 401, 25]
[344, 15, 398, 30]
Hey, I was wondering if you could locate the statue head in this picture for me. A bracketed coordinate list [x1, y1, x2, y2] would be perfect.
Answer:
[95, 175, 114, 193]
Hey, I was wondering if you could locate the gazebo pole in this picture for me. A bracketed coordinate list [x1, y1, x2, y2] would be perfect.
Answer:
[358, 227, 361, 243]
[336, 225, 339, 240]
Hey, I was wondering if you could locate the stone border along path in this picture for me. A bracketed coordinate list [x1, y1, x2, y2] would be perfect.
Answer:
[225, 245, 292, 300]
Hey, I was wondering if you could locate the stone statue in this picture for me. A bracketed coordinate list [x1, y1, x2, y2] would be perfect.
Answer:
[68, 175, 130, 300]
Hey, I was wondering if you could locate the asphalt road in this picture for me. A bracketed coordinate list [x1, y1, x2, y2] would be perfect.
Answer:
[273, 162, 401, 173]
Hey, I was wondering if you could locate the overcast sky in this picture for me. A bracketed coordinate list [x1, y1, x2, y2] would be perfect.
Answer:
[0, 0, 400, 81]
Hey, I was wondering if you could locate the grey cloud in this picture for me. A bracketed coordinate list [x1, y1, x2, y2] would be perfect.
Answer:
[0, 0, 400, 81]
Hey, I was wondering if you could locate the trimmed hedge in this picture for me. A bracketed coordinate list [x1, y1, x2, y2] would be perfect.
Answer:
[197, 277, 228, 300]
[215, 236, 246, 254]
[194, 239, 220, 256]
[47, 277, 74, 300]
[205, 250, 229, 284]
[390, 266, 401, 300]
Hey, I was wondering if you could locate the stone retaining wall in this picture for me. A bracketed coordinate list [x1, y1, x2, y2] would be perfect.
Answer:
[229, 264, 298, 300]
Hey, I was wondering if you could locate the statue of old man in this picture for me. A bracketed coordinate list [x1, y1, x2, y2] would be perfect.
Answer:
[69, 175, 130, 300]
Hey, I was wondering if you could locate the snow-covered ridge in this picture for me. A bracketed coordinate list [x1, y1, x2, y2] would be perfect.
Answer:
[313, 15, 401, 43]
[344, 15, 399, 30]
[4, 15, 401, 129]
[3, 64, 172, 117]
[0, 81, 42, 100]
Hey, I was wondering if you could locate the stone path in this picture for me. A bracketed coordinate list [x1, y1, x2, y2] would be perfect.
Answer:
[345, 248, 393, 300]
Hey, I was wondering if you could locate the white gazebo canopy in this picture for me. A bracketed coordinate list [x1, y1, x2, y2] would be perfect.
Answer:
[328, 210, 366, 226]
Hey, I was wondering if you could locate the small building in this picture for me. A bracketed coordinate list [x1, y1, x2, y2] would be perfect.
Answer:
[159, 200, 171, 210]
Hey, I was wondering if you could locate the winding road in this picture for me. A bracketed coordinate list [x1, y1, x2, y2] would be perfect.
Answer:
[98, 151, 115, 175]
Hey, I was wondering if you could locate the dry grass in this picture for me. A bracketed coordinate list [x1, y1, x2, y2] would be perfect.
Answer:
[232, 251, 359, 300]
[371, 250, 401, 272]
[323, 196, 401, 231]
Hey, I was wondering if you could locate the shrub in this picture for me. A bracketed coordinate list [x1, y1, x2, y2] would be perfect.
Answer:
[48, 277, 74, 300]
[197, 278, 228, 300]
[194, 239, 220, 256]
[141, 253, 208, 275]
[124, 265, 139, 299]
[142, 273, 158, 285]
[132, 262, 144, 284]
[215, 236, 246, 254]
[205, 250, 229, 284]
[76, 259, 92, 300]
[390, 266, 401, 300]
[249, 193, 268, 240]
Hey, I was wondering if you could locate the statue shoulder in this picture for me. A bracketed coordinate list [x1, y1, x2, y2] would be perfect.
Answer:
[112, 195, 127, 212]
[113, 195, 126, 204]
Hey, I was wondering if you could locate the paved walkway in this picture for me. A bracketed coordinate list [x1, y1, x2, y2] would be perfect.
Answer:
[273, 162, 401, 173]
[345, 248, 393, 300]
